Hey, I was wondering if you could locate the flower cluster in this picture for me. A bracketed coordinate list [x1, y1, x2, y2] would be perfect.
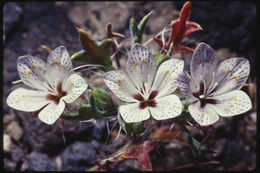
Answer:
[6, 26, 252, 127]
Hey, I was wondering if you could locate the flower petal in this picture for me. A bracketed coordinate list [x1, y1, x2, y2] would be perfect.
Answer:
[213, 58, 250, 96]
[177, 71, 198, 102]
[211, 90, 252, 117]
[190, 43, 218, 88]
[149, 94, 182, 120]
[38, 100, 65, 125]
[47, 46, 73, 72]
[103, 70, 139, 102]
[45, 46, 73, 87]
[126, 44, 157, 91]
[6, 88, 51, 112]
[152, 58, 184, 98]
[188, 103, 219, 126]
[17, 55, 48, 91]
[62, 73, 88, 103]
[119, 103, 150, 123]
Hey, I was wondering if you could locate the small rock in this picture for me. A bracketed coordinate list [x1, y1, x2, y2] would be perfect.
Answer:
[3, 2, 22, 42]
[28, 152, 56, 171]
[61, 141, 96, 171]
[10, 145, 25, 163]
[54, 156, 62, 171]
[249, 112, 256, 123]
[65, 2, 135, 40]
[4, 158, 16, 171]
[90, 140, 101, 150]
[7, 64, 17, 72]
[3, 113, 16, 124]
[6, 121, 23, 141]
[222, 140, 244, 168]
[4, 134, 12, 153]
[212, 139, 227, 158]
[20, 159, 29, 171]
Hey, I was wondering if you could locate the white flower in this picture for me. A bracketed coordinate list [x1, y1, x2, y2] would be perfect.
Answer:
[177, 42, 252, 126]
[6, 46, 88, 125]
[103, 44, 183, 123]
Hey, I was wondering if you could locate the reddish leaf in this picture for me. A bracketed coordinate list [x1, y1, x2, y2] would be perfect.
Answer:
[172, 45, 194, 54]
[121, 140, 159, 171]
[179, 1, 192, 23]
[107, 23, 125, 38]
[152, 35, 163, 47]
[183, 21, 203, 38]
[152, 125, 187, 143]
[166, 1, 202, 49]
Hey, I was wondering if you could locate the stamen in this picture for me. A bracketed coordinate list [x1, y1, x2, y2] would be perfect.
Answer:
[147, 74, 153, 92]
[144, 82, 149, 96]
[138, 80, 147, 98]
[206, 72, 215, 93]
[206, 72, 219, 96]
[199, 95, 205, 99]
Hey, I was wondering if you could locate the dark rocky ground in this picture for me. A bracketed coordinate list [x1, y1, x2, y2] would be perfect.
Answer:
[3, 2, 256, 171]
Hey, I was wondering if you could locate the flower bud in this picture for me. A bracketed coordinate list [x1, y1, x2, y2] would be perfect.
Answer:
[117, 112, 145, 140]
[89, 87, 117, 118]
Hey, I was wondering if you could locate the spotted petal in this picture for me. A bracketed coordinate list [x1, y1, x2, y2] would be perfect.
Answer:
[190, 43, 218, 88]
[211, 90, 252, 117]
[17, 55, 47, 91]
[103, 70, 139, 102]
[119, 103, 150, 123]
[6, 88, 51, 112]
[127, 44, 157, 91]
[152, 58, 184, 98]
[38, 100, 65, 125]
[45, 46, 73, 87]
[47, 46, 73, 72]
[177, 71, 198, 102]
[149, 95, 182, 120]
[213, 58, 250, 96]
[62, 73, 88, 104]
[188, 103, 219, 126]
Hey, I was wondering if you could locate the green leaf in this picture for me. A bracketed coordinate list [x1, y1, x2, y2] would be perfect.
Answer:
[61, 101, 95, 120]
[154, 53, 167, 67]
[71, 28, 114, 71]
[129, 11, 153, 45]
[138, 10, 153, 37]
[166, 42, 174, 58]
[129, 17, 139, 45]
[180, 97, 189, 112]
